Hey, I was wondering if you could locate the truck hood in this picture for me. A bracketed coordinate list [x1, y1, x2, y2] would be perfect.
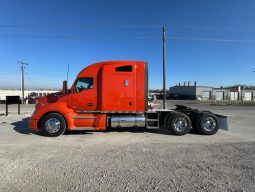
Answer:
[37, 92, 66, 104]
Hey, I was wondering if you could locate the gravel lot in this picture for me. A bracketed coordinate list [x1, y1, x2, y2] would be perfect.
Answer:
[0, 101, 255, 191]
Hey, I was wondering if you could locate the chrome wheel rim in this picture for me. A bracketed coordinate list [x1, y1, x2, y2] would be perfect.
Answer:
[173, 117, 188, 132]
[201, 117, 217, 131]
[45, 118, 61, 133]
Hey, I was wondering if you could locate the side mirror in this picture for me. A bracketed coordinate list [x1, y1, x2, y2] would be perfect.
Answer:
[62, 80, 68, 94]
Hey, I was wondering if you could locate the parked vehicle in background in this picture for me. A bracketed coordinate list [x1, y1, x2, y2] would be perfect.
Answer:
[27, 92, 38, 104]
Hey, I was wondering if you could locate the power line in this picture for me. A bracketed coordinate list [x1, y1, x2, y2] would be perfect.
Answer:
[26, 72, 75, 77]
[1, 24, 255, 32]
[0, 34, 160, 39]
[0, 24, 162, 29]
[1, 34, 255, 43]
[24, 72, 32, 80]
[0, 73, 20, 76]
[0, 72, 76, 77]
[169, 25, 255, 32]
[169, 36, 255, 43]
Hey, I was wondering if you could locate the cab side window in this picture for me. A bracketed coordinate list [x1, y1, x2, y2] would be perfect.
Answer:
[75, 78, 93, 93]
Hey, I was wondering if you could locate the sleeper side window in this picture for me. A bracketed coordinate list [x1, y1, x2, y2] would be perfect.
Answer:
[75, 78, 93, 93]
[115, 65, 132, 72]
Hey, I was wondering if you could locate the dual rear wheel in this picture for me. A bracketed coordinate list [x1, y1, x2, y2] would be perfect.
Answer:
[193, 112, 219, 135]
[165, 112, 219, 136]
[165, 112, 191, 136]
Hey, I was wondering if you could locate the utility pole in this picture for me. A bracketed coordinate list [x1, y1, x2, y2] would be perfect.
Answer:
[17, 61, 29, 104]
[163, 25, 167, 109]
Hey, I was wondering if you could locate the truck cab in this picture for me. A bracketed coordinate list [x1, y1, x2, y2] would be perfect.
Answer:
[29, 61, 148, 136]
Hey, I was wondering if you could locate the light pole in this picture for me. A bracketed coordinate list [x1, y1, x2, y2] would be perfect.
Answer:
[162, 25, 167, 109]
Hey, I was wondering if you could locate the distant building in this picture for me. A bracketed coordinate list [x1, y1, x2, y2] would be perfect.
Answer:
[169, 85, 255, 101]
[0, 89, 58, 103]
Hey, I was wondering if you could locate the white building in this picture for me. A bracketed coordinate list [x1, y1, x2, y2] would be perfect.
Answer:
[0, 89, 58, 103]
[169, 85, 255, 101]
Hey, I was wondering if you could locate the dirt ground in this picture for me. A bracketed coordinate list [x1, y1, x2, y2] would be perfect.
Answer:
[0, 101, 255, 192]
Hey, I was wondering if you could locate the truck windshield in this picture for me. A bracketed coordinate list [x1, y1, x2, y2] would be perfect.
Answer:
[75, 77, 93, 93]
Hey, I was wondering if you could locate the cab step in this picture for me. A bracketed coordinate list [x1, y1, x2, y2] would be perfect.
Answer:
[146, 111, 159, 129]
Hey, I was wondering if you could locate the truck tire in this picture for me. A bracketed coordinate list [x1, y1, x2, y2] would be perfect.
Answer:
[194, 112, 219, 135]
[40, 113, 66, 137]
[164, 113, 171, 128]
[191, 112, 202, 130]
[166, 112, 191, 136]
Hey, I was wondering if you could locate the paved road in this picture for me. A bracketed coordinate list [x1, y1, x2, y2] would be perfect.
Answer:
[0, 101, 255, 191]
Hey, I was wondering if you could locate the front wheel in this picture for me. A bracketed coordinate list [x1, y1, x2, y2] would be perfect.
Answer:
[166, 112, 191, 136]
[40, 113, 66, 137]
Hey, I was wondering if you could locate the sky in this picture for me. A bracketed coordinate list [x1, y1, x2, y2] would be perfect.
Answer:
[0, 0, 255, 90]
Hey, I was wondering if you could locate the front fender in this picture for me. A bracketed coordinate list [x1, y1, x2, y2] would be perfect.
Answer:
[29, 101, 72, 131]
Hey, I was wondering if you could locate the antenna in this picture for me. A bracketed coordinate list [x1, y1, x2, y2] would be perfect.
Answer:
[67, 63, 70, 86]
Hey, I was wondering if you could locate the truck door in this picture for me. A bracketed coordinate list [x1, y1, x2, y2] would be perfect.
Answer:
[70, 77, 97, 112]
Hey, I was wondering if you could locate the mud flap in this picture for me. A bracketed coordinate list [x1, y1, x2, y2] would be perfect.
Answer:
[215, 114, 228, 131]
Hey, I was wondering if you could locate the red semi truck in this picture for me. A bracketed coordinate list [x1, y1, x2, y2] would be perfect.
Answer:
[29, 61, 227, 137]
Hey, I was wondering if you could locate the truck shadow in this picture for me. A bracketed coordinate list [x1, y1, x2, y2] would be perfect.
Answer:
[12, 118, 198, 136]
[105, 127, 198, 135]
[11, 118, 93, 136]
[12, 117, 40, 135]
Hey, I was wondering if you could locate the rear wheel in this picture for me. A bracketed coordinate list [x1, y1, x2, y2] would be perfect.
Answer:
[194, 112, 219, 135]
[166, 112, 191, 135]
[40, 113, 66, 137]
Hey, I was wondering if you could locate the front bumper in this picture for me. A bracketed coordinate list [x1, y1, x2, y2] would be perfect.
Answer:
[29, 118, 38, 132]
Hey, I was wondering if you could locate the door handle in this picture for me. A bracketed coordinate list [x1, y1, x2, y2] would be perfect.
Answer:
[87, 103, 94, 106]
